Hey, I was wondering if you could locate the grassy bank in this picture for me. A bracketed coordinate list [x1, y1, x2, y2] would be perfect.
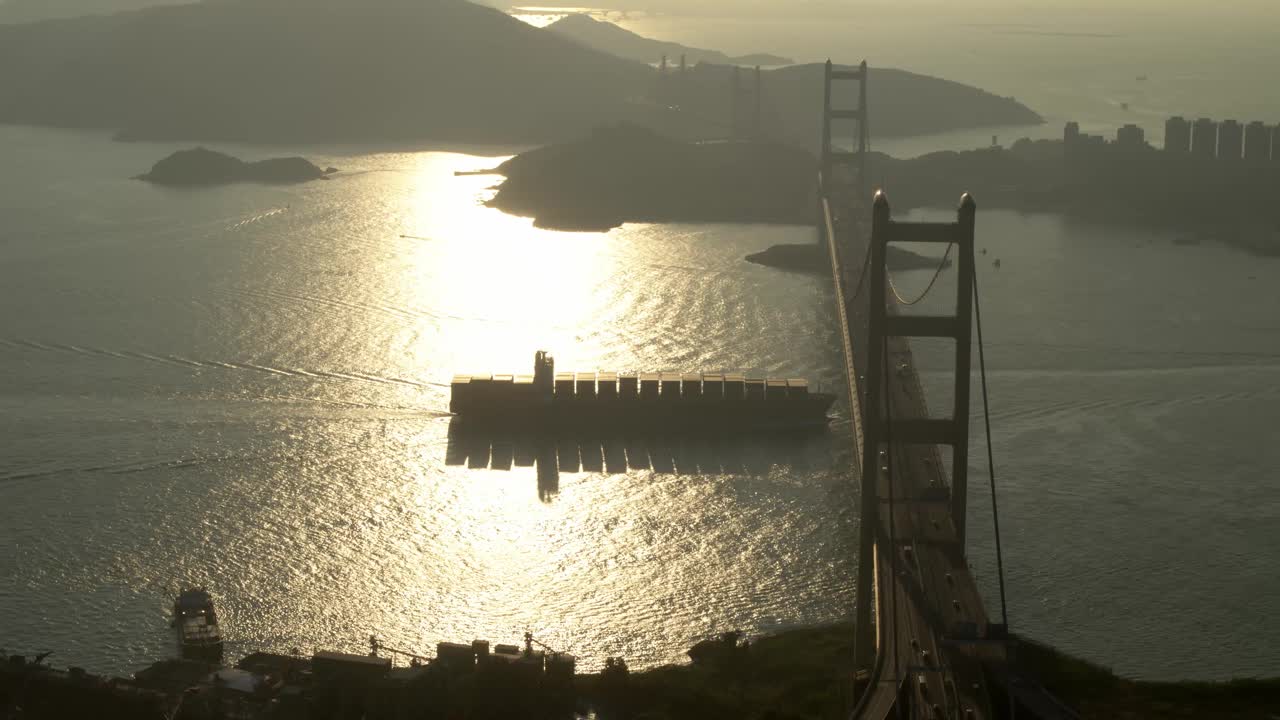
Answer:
[575, 624, 1280, 720]
[577, 624, 857, 720]
[1016, 635, 1280, 719]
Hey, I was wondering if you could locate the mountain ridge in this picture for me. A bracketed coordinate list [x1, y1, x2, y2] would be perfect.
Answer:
[546, 13, 793, 66]
[0, 0, 1042, 146]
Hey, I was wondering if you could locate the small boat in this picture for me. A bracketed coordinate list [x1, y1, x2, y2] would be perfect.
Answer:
[172, 588, 224, 661]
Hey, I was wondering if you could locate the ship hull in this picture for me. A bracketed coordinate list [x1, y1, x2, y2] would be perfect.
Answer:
[450, 353, 837, 429]
[449, 395, 837, 430]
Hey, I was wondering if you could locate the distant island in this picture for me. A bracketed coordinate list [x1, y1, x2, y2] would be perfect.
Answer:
[546, 13, 794, 67]
[0, 0, 1041, 145]
[745, 243, 951, 274]
[135, 148, 336, 186]
[860, 132, 1280, 255]
[491, 123, 1280, 256]
[488, 125, 815, 231]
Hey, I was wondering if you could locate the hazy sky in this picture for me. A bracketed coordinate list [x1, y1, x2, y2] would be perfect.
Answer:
[494, 0, 1280, 20]
[3, 0, 1277, 21]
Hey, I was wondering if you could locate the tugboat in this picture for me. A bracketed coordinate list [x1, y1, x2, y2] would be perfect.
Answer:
[450, 351, 837, 428]
[171, 588, 224, 661]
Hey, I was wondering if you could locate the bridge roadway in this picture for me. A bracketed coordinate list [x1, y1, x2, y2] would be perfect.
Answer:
[822, 193, 1002, 720]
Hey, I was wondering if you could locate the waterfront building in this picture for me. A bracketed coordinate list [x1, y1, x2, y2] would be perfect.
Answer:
[1192, 118, 1217, 158]
[1117, 123, 1145, 149]
[1164, 116, 1191, 153]
[1217, 119, 1243, 161]
[1244, 121, 1271, 163]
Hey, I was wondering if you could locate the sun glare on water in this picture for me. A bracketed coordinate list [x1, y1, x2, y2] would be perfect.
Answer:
[509, 6, 617, 27]
[396, 152, 613, 385]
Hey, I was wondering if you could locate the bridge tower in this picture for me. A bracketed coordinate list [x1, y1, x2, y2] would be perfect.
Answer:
[730, 65, 765, 140]
[853, 192, 978, 670]
[820, 60, 869, 207]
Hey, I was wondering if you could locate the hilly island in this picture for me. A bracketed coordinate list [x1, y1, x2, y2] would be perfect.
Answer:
[491, 125, 1280, 255]
[135, 148, 336, 186]
[0, 0, 1041, 146]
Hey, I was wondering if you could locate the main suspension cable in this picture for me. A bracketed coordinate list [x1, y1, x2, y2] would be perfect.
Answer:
[888, 243, 953, 306]
[972, 263, 1010, 631]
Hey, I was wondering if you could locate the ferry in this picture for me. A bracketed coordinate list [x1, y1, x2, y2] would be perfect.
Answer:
[172, 588, 224, 661]
[450, 351, 836, 428]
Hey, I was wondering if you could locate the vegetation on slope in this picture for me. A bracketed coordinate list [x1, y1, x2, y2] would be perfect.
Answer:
[1016, 635, 1280, 720]
[581, 627, 1280, 720]
[579, 626, 857, 720]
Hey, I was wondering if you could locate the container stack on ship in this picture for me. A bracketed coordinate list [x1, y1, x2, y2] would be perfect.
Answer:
[450, 351, 835, 428]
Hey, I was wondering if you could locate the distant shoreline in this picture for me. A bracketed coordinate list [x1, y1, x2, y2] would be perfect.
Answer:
[482, 128, 1280, 262]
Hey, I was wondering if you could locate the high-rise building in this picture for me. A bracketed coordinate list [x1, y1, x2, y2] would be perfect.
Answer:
[1192, 118, 1217, 158]
[1064, 121, 1080, 146]
[1244, 121, 1271, 163]
[1164, 116, 1191, 152]
[1273, 124, 1280, 163]
[1217, 119, 1243, 161]
[1117, 123, 1145, 149]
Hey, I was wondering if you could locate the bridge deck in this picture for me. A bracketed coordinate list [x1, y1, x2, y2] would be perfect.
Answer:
[880, 334, 994, 720]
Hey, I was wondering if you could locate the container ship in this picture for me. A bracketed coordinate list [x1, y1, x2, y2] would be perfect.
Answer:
[450, 351, 835, 427]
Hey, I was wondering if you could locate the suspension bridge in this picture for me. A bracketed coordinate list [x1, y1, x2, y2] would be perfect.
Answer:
[814, 61, 1077, 720]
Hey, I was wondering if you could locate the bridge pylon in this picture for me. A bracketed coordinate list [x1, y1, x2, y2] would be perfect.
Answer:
[820, 60, 869, 208]
[730, 65, 765, 139]
[865, 191, 977, 543]
[853, 192, 978, 675]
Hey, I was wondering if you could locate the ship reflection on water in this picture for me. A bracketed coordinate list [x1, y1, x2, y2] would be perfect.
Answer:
[445, 420, 836, 502]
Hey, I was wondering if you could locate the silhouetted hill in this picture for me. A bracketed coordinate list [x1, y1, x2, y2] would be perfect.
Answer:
[135, 147, 334, 185]
[660, 63, 1043, 147]
[489, 124, 816, 230]
[545, 17, 1042, 145]
[0, 0, 655, 144]
[0, 0, 1042, 145]
[492, 128, 1280, 253]
[869, 140, 1280, 254]
[546, 14, 792, 66]
[0, 0, 189, 24]
[744, 243, 949, 274]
